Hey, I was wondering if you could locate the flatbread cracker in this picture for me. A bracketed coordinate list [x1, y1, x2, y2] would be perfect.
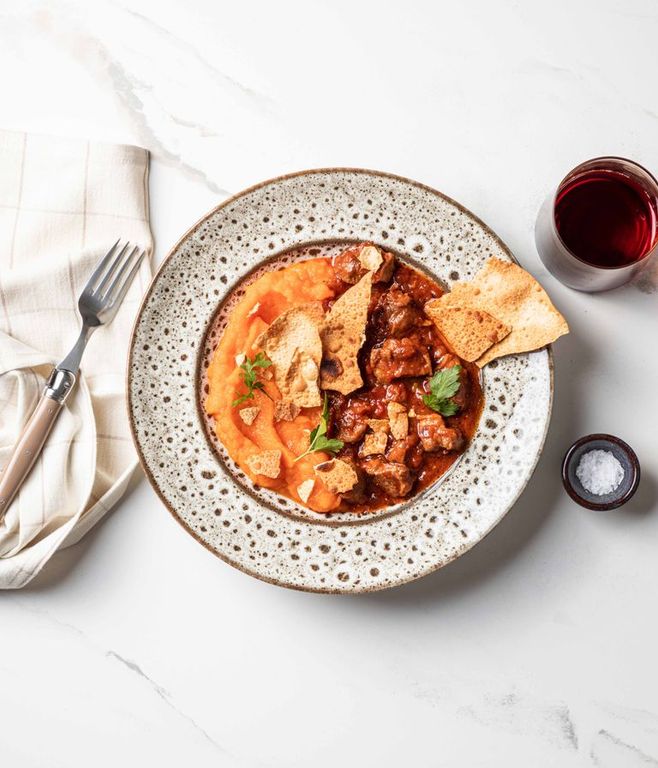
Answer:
[387, 402, 409, 440]
[274, 400, 301, 422]
[238, 406, 260, 425]
[256, 303, 324, 407]
[424, 304, 511, 362]
[435, 258, 568, 366]
[366, 418, 389, 433]
[314, 458, 358, 494]
[297, 478, 315, 504]
[246, 449, 281, 479]
[320, 272, 372, 394]
[358, 244, 383, 272]
[359, 431, 388, 457]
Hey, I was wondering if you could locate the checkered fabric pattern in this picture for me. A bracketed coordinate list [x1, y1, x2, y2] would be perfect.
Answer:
[0, 130, 152, 588]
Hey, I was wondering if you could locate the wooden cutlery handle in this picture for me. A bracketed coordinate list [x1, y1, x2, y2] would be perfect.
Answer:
[0, 369, 75, 517]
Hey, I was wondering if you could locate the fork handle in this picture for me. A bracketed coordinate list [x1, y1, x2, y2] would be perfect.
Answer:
[0, 368, 76, 516]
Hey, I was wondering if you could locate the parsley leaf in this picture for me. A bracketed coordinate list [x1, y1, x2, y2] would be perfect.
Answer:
[232, 352, 273, 407]
[422, 364, 462, 416]
[295, 394, 344, 461]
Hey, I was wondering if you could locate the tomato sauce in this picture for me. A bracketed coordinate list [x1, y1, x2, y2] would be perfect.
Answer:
[324, 252, 483, 514]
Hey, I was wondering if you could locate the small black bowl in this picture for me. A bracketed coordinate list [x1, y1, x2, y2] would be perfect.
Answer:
[562, 434, 640, 510]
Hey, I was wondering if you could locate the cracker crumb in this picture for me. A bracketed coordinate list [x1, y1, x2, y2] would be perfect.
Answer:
[387, 402, 408, 440]
[366, 418, 389, 433]
[314, 458, 358, 494]
[238, 406, 260, 426]
[358, 244, 383, 272]
[297, 478, 315, 504]
[246, 450, 281, 479]
[274, 400, 301, 422]
[359, 430, 388, 457]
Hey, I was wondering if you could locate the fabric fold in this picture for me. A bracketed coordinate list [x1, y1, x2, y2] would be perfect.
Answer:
[0, 130, 152, 588]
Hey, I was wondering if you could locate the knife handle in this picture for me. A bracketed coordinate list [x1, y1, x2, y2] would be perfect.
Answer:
[0, 368, 76, 517]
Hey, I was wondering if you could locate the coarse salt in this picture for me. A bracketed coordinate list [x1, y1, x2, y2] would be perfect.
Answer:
[575, 449, 624, 496]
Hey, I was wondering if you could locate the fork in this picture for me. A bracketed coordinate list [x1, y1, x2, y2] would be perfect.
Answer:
[0, 240, 146, 515]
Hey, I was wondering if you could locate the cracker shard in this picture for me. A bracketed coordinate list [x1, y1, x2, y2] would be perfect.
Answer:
[366, 418, 389, 433]
[387, 402, 408, 440]
[238, 406, 260, 426]
[320, 272, 372, 395]
[274, 400, 301, 422]
[256, 303, 324, 407]
[246, 449, 281, 479]
[314, 458, 358, 494]
[359, 431, 388, 457]
[297, 478, 314, 504]
[424, 304, 511, 363]
[432, 257, 569, 366]
[358, 244, 383, 272]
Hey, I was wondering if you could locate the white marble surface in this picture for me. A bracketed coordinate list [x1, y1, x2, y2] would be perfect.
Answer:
[1, 1, 658, 765]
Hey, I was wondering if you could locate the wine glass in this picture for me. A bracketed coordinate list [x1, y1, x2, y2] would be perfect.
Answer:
[535, 156, 658, 292]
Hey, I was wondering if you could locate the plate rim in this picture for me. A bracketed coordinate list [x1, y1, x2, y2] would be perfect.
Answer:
[127, 167, 554, 593]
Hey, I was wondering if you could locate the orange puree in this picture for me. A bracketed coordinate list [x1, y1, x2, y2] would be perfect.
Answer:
[206, 258, 341, 512]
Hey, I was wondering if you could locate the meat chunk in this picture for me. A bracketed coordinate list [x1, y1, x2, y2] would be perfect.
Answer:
[416, 414, 464, 453]
[333, 396, 370, 443]
[336, 416, 367, 445]
[434, 349, 461, 370]
[340, 462, 367, 505]
[385, 434, 418, 464]
[378, 287, 421, 337]
[333, 249, 364, 284]
[385, 382, 408, 405]
[333, 245, 396, 285]
[360, 457, 415, 497]
[369, 336, 432, 384]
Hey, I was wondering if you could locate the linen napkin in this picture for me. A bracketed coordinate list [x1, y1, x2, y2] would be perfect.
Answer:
[0, 130, 152, 588]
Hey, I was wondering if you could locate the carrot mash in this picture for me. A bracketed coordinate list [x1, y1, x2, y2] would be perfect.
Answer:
[205, 258, 343, 512]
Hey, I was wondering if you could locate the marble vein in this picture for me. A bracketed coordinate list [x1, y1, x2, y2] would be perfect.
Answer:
[105, 649, 234, 760]
[411, 680, 578, 751]
[103, 57, 231, 196]
[33, 4, 233, 196]
[10, 599, 239, 765]
[106, 649, 170, 699]
[597, 702, 658, 735]
[121, 7, 273, 107]
[591, 729, 658, 766]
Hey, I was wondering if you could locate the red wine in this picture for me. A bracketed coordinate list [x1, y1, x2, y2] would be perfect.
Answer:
[554, 169, 657, 268]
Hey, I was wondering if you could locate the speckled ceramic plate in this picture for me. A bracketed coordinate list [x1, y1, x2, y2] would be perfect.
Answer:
[128, 169, 553, 593]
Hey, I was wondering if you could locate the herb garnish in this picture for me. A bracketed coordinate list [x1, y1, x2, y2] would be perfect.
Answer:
[295, 394, 344, 462]
[422, 364, 462, 416]
[232, 352, 273, 407]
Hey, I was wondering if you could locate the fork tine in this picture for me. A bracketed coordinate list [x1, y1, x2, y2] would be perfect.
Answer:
[101, 245, 140, 300]
[106, 248, 147, 308]
[95, 241, 132, 295]
[86, 238, 123, 289]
